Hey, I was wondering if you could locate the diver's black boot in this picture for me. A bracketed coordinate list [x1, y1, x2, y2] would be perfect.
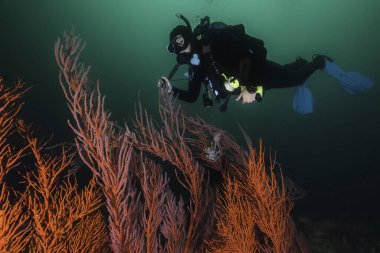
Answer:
[312, 54, 333, 70]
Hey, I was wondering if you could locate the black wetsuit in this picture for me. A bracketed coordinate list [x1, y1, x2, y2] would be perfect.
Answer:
[172, 25, 322, 103]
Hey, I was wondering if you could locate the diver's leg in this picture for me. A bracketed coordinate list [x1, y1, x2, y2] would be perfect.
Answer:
[263, 59, 322, 88]
[283, 57, 308, 70]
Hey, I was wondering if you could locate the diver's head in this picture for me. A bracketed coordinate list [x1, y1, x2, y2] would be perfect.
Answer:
[167, 26, 201, 66]
[167, 14, 201, 66]
[167, 25, 193, 55]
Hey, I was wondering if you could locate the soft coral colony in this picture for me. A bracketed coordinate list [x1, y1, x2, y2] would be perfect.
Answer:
[0, 32, 309, 253]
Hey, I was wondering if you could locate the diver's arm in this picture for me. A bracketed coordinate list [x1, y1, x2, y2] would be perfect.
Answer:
[172, 72, 202, 103]
[158, 71, 202, 103]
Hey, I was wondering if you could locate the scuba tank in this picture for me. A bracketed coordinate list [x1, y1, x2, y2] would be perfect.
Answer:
[193, 16, 227, 39]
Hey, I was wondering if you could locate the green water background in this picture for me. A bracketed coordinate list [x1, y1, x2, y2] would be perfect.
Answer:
[1, 0, 379, 220]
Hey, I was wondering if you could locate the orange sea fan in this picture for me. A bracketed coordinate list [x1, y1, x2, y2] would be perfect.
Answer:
[0, 78, 30, 253]
[20, 126, 106, 253]
[55, 30, 310, 253]
[55, 30, 216, 253]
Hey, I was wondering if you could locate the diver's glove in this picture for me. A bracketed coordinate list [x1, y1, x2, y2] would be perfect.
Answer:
[236, 88, 255, 104]
[157, 76, 173, 94]
[236, 86, 263, 104]
[246, 85, 263, 102]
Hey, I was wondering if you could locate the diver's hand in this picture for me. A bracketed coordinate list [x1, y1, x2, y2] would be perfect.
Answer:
[157, 76, 173, 94]
[236, 89, 256, 104]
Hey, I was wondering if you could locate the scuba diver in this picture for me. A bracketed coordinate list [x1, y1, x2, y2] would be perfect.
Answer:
[158, 14, 374, 113]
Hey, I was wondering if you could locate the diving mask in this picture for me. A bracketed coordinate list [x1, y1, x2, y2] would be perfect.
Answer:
[167, 35, 189, 55]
